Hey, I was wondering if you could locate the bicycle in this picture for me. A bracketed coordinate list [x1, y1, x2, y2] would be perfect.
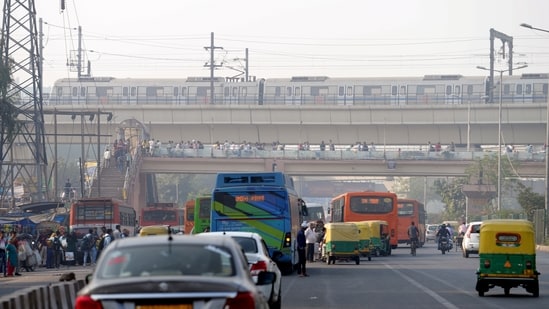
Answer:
[410, 238, 418, 256]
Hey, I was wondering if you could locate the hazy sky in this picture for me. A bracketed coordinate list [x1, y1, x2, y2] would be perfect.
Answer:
[33, 0, 549, 87]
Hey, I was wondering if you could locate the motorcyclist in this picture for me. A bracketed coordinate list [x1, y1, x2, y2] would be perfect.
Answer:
[436, 224, 450, 250]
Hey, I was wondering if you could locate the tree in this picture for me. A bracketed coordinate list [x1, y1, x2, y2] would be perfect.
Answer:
[516, 183, 544, 221]
[433, 177, 468, 221]
[0, 56, 18, 143]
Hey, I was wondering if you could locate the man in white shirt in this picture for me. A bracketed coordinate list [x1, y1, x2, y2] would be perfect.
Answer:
[305, 222, 317, 262]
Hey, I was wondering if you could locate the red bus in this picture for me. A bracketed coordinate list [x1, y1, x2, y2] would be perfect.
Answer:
[329, 191, 399, 251]
[140, 202, 183, 231]
[184, 199, 195, 234]
[397, 198, 426, 247]
[69, 197, 137, 238]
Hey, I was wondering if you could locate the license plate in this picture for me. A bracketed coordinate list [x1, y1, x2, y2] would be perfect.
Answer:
[137, 305, 192, 309]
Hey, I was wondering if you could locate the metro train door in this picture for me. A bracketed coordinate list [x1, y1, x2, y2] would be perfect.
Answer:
[391, 84, 406, 105]
[285, 86, 302, 105]
[337, 85, 353, 105]
[445, 84, 462, 104]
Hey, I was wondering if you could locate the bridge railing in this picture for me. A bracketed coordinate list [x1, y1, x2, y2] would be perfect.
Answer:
[142, 146, 546, 162]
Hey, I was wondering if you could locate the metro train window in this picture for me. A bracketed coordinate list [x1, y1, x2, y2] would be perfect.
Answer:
[445, 85, 452, 95]
[454, 85, 461, 96]
[275, 87, 281, 96]
[363, 86, 382, 95]
[503, 84, 510, 95]
[346, 86, 352, 96]
[146, 87, 164, 97]
[516, 84, 523, 95]
[525, 84, 532, 95]
[181, 87, 187, 97]
[391, 86, 397, 96]
[295, 87, 301, 96]
[286, 87, 292, 96]
[174, 87, 179, 97]
[131, 87, 137, 96]
[233, 87, 238, 97]
[123, 87, 129, 96]
[81, 87, 86, 96]
[56, 87, 63, 97]
[224, 87, 230, 97]
[466, 85, 473, 96]
[339, 86, 344, 96]
[72, 87, 78, 97]
[400, 85, 406, 95]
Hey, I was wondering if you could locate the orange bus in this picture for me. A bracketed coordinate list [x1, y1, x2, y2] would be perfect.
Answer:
[329, 191, 399, 252]
[140, 202, 183, 232]
[397, 198, 426, 247]
[184, 199, 195, 234]
[69, 197, 137, 238]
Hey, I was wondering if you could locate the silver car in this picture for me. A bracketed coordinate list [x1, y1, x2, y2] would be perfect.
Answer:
[75, 234, 275, 309]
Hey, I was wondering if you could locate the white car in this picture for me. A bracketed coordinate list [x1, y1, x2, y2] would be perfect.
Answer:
[201, 231, 282, 309]
[425, 224, 438, 242]
[462, 221, 482, 258]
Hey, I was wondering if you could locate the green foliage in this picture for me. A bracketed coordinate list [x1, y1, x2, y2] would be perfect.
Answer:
[393, 177, 440, 204]
[156, 174, 216, 205]
[516, 183, 544, 221]
[433, 177, 468, 221]
[0, 56, 18, 141]
[465, 154, 521, 195]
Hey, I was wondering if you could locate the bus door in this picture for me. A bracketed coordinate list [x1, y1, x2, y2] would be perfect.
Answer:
[390, 84, 407, 105]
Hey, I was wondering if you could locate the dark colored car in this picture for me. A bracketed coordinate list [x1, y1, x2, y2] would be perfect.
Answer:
[75, 234, 275, 309]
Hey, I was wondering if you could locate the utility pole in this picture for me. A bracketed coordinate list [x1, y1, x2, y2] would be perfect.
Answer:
[204, 32, 223, 104]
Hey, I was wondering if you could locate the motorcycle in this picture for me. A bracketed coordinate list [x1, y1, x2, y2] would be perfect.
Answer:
[438, 236, 453, 254]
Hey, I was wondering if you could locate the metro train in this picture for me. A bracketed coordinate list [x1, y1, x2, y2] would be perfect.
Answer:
[46, 73, 549, 106]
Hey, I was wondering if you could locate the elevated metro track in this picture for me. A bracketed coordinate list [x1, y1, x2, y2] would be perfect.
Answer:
[43, 103, 547, 146]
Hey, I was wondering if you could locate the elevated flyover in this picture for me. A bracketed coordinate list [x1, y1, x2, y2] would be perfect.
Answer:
[138, 152, 545, 178]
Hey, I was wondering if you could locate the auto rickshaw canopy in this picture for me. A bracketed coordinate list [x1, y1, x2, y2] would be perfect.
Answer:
[139, 225, 172, 236]
[479, 219, 535, 254]
[324, 222, 360, 242]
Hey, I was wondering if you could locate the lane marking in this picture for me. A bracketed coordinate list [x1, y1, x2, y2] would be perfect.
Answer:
[385, 263, 459, 309]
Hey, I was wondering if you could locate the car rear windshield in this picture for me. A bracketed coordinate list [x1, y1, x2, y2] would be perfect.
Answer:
[97, 244, 235, 279]
[231, 237, 258, 253]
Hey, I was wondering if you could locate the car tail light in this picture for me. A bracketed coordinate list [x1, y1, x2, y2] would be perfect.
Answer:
[75, 295, 103, 309]
[250, 260, 268, 276]
[483, 259, 491, 268]
[225, 291, 255, 308]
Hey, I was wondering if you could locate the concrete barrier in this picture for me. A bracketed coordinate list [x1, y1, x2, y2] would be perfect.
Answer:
[0, 279, 85, 309]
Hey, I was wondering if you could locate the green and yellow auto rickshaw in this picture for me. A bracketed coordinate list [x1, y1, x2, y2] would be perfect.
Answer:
[321, 222, 360, 265]
[366, 220, 391, 256]
[476, 219, 540, 297]
[354, 221, 372, 261]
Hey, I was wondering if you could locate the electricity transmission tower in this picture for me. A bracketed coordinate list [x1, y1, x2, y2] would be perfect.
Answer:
[1, 0, 48, 208]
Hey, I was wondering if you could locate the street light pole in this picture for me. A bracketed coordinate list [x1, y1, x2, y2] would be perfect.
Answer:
[521, 23, 549, 240]
[477, 64, 528, 212]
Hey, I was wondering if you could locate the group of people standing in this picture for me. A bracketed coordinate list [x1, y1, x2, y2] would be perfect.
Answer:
[0, 224, 128, 277]
[297, 220, 326, 277]
[0, 230, 23, 277]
